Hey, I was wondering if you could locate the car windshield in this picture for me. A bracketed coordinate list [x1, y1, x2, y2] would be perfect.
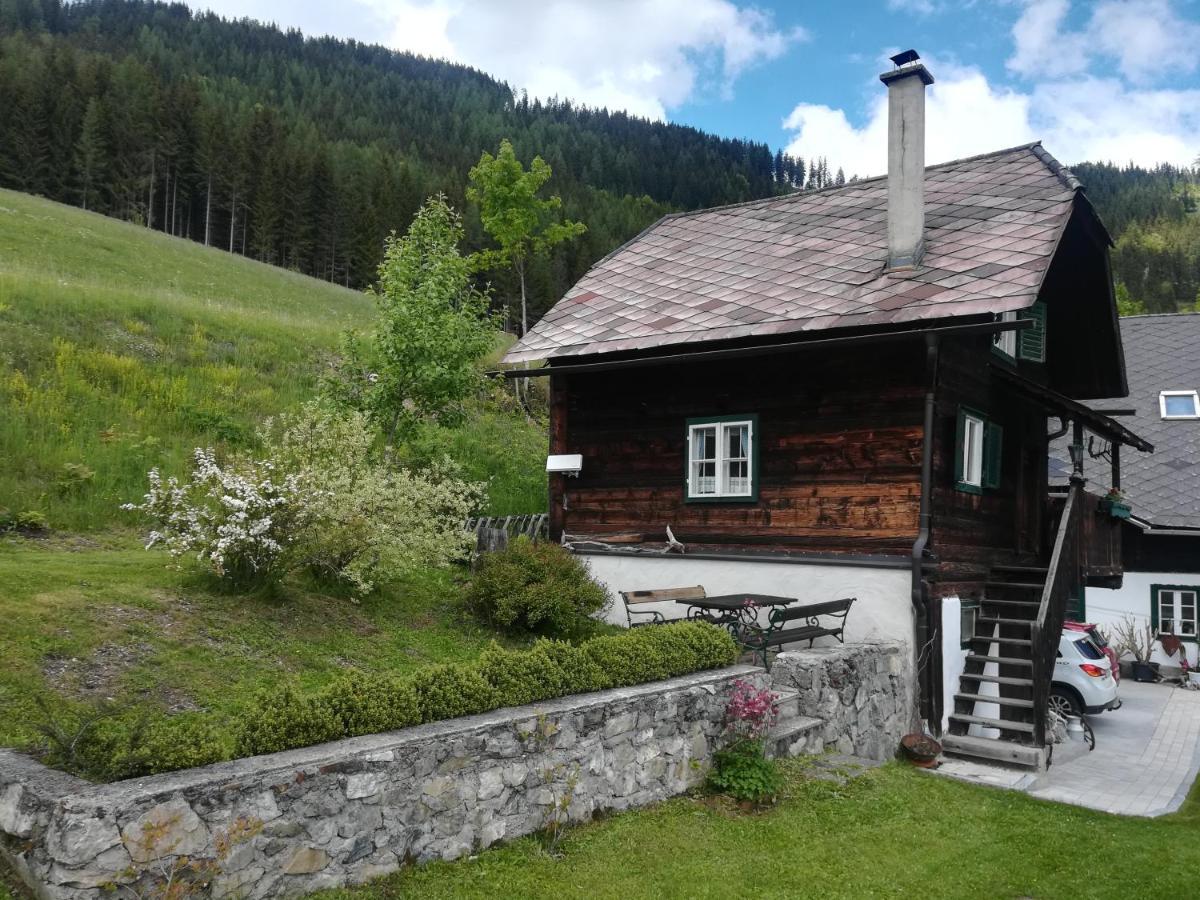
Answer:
[1073, 637, 1104, 660]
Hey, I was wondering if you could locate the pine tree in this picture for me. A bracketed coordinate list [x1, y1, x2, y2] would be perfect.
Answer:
[73, 96, 107, 211]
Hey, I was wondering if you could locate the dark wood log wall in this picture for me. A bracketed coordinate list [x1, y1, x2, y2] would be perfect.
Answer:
[928, 335, 1049, 599]
[551, 342, 926, 553]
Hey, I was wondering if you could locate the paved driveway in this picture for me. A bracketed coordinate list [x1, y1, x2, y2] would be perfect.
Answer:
[938, 681, 1200, 817]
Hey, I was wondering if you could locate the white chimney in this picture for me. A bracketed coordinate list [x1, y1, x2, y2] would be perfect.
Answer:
[879, 50, 934, 270]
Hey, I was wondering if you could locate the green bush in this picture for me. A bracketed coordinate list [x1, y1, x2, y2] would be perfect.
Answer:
[45, 622, 735, 779]
[477, 642, 568, 707]
[411, 663, 497, 722]
[465, 537, 610, 637]
[708, 738, 782, 804]
[14, 509, 48, 532]
[325, 672, 421, 737]
[122, 715, 230, 777]
[235, 685, 344, 757]
[530, 638, 607, 695]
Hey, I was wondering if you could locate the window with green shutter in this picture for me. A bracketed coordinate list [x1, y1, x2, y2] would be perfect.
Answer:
[955, 408, 1003, 494]
[1018, 302, 1047, 362]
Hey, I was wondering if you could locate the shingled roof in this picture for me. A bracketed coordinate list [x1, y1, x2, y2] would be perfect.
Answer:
[1096, 314, 1200, 530]
[504, 142, 1086, 364]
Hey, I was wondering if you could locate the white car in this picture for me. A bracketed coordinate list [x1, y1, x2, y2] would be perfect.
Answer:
[1051, 631, 1120, 716]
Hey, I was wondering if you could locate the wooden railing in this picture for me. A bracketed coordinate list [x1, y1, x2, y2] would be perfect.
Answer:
[1030, 482, 1084, 747]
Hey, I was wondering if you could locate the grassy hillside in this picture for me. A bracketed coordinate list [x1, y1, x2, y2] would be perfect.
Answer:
[0, 188, 546, 529]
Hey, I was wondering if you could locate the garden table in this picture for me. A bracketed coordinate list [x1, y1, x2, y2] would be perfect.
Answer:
[675, 593, 796, 635]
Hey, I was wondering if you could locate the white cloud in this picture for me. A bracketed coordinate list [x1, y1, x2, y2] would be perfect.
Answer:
[782, 61, 1200, 175]
[1008, 0, 1200, 83]
[378, 0, 806, 120]
[783, 62, 1035, 177]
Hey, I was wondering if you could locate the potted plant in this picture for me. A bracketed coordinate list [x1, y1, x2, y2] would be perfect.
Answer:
[1112, 615, 1159, 682]
[1099, 487, 1132, 519]
[900, 732, 942, 768]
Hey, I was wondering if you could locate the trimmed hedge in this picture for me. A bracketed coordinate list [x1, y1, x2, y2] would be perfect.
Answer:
[224, 621, 736, 762]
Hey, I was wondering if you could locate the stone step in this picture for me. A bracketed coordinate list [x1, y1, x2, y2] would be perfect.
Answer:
[773, 687, 800, 721]
[941, 734, 1047, 769]
[764, 715, 823, 760]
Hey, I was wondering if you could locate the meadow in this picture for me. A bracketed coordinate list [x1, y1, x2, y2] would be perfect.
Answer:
[0, 188, 546, 531]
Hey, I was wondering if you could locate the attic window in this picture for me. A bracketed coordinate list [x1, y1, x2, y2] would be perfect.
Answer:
[686, 415, 757, 501]
[992, 312, 1017, 359]
[1160, 391, 1200, 420]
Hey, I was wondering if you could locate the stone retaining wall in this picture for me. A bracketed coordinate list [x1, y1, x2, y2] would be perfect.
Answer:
[0, 666, 765, 900]
[770, 640, 917, 760]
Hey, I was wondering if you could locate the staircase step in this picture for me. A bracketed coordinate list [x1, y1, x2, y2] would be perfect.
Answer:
[964, 654, 1033, 667]
[980, 598, 1040, 609]
[765, 715, 822, 760]
[954, 692, 1035, 709]
[985, 581, 1045, 591]
[941, 734, 1046, 769]
[773, 688, 800, 721]
[948, 714, 1035, 734]
[967, 636, 1033, 647]
[957, 672, 1034, 687]
[977, 617, 1034, 627]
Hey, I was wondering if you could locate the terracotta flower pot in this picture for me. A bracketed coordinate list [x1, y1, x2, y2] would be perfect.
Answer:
[900, 733, 942, 766]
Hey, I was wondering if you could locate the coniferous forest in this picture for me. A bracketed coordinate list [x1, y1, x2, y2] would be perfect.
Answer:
[1, 0, 1198, 323]
[0, 0, 832, 329]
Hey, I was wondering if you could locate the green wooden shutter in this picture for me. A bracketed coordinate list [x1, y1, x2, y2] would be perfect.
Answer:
[1018, 302, 1047, 362]
[983, 421, 1004, 489]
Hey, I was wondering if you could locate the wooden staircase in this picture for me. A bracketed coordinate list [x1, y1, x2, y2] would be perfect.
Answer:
[941, 482, 1087, 770]
[941, 565, 1048, 768]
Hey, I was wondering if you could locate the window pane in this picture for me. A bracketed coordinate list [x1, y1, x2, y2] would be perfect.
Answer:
[1164, 394, 1197, 417]
[725, 424, 747, 459]
[693, 460, 716, 495]
[1074, 638, 1103, 660]
[692, 427, 715, 461]
[726, 459, 749, 494]
[963, 417, 983, 485]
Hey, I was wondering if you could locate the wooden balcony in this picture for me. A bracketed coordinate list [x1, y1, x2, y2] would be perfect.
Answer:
[1047, 489, 1123, 590]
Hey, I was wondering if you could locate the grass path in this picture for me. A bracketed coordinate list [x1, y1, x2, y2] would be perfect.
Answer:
[320, 760, 1200, 900]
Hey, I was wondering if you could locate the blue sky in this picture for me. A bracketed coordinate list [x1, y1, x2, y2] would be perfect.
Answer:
[191, 1, 1200, 173]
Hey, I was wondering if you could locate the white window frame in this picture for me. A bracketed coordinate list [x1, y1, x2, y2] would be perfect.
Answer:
[1157, 588, 1198, 639]
[1159, 390, 1200, 420]
[960, 411, 985, 489]
[992, 311, 1017, 359]
[686, 417, 755, 500]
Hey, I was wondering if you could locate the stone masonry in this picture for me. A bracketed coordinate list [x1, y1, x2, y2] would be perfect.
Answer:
[0, 666, 766, 899]
[770, 641, 917, 761]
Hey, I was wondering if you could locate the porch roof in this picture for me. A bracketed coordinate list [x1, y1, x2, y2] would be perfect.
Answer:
[994, 366, 1153, 453]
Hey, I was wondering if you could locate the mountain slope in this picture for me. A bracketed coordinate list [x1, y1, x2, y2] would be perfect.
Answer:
[0, 188, 547, 530]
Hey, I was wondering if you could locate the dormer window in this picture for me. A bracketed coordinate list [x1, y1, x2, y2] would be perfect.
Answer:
[1160, 391, 1199, 419]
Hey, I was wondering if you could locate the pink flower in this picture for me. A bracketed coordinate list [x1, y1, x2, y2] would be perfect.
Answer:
[725, 678, 780, 740]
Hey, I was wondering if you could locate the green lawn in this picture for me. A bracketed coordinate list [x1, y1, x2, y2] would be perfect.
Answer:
[0, 188, 546, 530]
[319, 760, 1199, 900]
[0, 534, 514, 753]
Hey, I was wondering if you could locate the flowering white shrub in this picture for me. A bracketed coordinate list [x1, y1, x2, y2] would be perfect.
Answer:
[122, 448, 319, 586]
[125, 403, 485, 595]
[262, 404, 485, 595]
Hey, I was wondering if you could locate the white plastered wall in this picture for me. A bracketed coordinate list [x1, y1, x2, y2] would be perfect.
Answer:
[578, 552, 914, 651]
[1086, 571, 1200, 667]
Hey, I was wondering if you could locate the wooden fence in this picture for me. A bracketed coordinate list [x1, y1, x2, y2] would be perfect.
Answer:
[467, 514, 549, 555]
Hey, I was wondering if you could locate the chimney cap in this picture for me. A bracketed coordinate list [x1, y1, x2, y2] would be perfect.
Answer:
[879, 49, 935, 87]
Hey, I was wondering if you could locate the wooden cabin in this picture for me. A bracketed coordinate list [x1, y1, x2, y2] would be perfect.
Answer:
[503, 52, 1152, 767]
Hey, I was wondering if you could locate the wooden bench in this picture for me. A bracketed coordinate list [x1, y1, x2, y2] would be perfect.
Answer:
[737, 597, 855, 669]
[619, 585, 706, 628]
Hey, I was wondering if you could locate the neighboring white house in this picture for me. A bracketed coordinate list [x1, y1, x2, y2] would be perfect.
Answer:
[1074, 314, 1200, 669]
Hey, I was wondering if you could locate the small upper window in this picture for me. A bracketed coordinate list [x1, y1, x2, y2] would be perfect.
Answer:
[992, 311, 1017, 359]
[1160, 391, 1199, 419]
[686, 416, 756, 500]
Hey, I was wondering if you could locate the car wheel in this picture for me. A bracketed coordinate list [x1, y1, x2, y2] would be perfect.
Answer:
[1048, 685, 1083, 717]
